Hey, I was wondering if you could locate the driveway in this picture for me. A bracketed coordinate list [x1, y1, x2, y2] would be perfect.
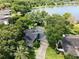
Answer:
[36, 39, 49, 59]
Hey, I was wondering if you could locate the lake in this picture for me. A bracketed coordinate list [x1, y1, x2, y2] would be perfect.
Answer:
[33, 6, 79, 21]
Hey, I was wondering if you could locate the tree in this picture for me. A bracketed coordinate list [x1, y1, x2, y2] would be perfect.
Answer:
[15, 16, 33, 30]
[0, 39, 17, 59]
[63, 13, 71, 19]
[15, 40, 28, 59]
[0, 24, 20, 40]
[11, 1, 32, 14]
[72, 24, 79, 34]
[45, 14, 72, 47]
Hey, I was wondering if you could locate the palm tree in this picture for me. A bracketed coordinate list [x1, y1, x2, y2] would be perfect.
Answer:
[15, 46, 28, 59]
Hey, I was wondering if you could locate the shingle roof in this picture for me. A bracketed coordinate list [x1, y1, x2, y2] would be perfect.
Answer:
[24, 27, 45, 41]
[0, 9, 11, 15]
[0, 8, 11, 22]
[24, 29, 37, 42]
[63, 35, 79, 47]
[0, 15, 10, 20]
[62, 35, 79, 56]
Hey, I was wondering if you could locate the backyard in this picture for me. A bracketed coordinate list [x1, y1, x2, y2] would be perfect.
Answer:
[45, 47, 64, 59]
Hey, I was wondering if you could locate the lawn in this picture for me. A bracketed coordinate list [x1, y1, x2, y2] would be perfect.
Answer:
[45, 47, 64, 59]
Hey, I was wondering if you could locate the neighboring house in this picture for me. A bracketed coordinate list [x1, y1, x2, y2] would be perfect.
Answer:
[64, 1, 79, 5]
[62, 35, 79, 56]
[24, 26, 46, 47]
[0, 8, 11, 25]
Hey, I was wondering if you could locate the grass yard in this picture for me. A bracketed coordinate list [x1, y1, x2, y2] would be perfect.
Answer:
[45, 47, 64, 59]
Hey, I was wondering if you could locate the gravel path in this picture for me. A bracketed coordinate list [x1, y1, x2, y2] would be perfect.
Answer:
[36, 39, 49, 59]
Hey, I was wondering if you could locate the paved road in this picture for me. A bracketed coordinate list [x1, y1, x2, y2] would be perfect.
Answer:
[36, 39, 49, 59]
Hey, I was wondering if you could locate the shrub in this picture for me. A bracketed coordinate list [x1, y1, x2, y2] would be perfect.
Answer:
[64, 55, 79, 59]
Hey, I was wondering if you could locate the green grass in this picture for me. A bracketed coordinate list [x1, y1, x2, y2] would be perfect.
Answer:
[45, 47, 64, 59]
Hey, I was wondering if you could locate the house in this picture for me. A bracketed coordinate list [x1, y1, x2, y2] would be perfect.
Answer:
[64, 1, 79, 5]
[62, 35, 79, 56]
[0, 8, 11, 24]
[24, 26, 46, 47]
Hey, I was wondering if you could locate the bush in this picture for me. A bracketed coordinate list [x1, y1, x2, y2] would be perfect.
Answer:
[33, 40, 40, 48]
[64, 55, 79, 59]
[0, 39, 17, 59]
[28, 48, 35, 59]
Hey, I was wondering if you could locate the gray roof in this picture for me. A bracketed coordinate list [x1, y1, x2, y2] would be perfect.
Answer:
[63, 35, 79, 47]
[0, 15, 9, 20]
[24, 29, 37, 41]
[0, 9, 11, 15]
[24, 26, 46, 45]
[0, 8, 11, 24]
[62, 35, 79, 56]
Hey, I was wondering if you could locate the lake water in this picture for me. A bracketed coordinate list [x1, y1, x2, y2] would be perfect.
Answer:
[33, 6, 79, 20]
